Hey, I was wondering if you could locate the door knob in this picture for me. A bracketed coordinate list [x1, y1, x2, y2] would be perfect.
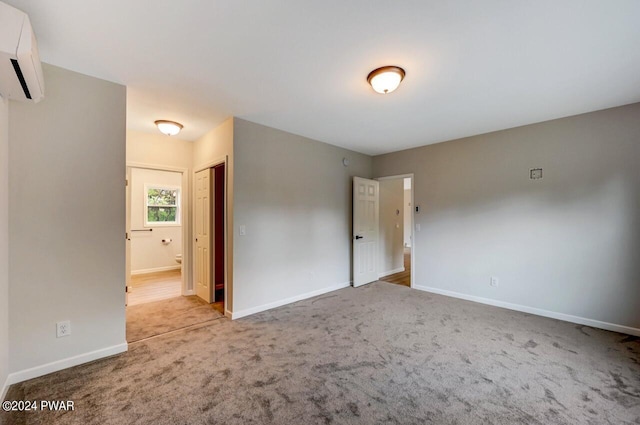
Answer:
[355, 235, 364, 240]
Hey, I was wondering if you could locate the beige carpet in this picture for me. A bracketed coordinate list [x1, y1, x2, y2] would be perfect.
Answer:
[126, 295, 224, 342]
[3, 282, 639, 424]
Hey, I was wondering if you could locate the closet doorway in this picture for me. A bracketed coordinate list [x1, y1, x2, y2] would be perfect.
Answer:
[194, 162, 226, 307]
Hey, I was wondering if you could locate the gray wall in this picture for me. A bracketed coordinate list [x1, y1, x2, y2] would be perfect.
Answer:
[379, 178, 405, 276]
[232, 119, 372, 314]
[9, 64, 127, 374]
[0, 98, 8, 398]
[373, 103, 640, 329]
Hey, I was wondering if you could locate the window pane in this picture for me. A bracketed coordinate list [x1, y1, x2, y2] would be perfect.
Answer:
[147, 188, 178, 206]
[147, 206, 177, 222]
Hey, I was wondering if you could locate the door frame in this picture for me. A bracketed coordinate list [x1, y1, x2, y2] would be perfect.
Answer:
[194, 156, 229, 315]
[375, 173, 415, 288]
[127, 162, 191, 296]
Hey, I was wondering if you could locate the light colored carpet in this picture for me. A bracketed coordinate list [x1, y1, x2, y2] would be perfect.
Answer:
[126, 295, 224, 342]
[3, 282, 639, 424]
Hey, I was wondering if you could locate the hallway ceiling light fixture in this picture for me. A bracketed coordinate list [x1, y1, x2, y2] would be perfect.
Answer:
[367, 66, 406, 94]
[155, 120, 184, 136]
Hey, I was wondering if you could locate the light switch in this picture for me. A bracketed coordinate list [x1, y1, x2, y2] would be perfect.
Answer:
[416, 224, 421, 232]
[239, 225, 246, 236]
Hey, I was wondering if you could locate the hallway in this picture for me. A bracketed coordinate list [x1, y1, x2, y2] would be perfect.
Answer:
[381, 248, 411, 287]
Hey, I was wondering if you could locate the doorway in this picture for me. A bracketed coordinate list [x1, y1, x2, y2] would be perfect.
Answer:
[126, 166, 185, 305]
[377, 176, 413, 287]
[352, 174, 415, 288]
[194, 163, 226, 309]
[124, 163, 225, 343]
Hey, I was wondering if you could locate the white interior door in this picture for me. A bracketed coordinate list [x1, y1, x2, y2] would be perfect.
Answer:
[353, 177, 379, 287]
[125, 168, 131, 305]
[195, 168, 212, 303]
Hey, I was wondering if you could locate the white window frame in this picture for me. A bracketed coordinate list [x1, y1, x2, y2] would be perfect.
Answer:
[144, 184, 181, 227]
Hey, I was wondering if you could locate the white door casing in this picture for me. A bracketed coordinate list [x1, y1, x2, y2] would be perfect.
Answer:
[125, 168, 131, 305]
[195, 168, 212, 303]
[353, 177, 379, 287]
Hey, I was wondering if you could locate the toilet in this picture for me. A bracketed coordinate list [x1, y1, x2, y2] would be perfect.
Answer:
[175, 254, 182, 264]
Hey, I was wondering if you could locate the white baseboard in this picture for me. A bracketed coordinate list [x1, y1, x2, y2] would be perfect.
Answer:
[230, 281, 352, 320]
[131, 264, 182, 276]
[5, 343, 128, 390]
[183, 290, 195, 296]
[414, 285, 640, 337]
[131, 265, 181, 275]
[378, 267, 405, 279]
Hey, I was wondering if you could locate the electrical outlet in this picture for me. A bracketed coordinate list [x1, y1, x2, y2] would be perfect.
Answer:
[490, 277, 499, 288]
[56, 321, 71, 338]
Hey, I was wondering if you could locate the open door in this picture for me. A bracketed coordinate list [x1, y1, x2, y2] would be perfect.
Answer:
[195, 168, 212, 303]
[353, 177, 379, 287]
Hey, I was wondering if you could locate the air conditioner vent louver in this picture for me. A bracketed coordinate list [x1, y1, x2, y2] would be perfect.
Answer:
[0, 3, 44, 102]
[10, 59, 32, 99]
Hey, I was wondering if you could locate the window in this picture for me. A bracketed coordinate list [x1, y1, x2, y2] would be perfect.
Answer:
[145, 185, 180, 226]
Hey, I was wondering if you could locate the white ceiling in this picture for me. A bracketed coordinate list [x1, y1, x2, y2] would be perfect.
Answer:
[6, 1, 640, 155]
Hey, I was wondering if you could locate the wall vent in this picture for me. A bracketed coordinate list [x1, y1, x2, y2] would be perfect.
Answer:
[530, 168, 543, 180]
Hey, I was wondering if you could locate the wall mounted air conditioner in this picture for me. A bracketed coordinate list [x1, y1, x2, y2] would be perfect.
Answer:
[0, 2, 45, 102]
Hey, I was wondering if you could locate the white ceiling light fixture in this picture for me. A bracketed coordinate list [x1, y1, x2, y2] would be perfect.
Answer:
[367, 66, 406, 94]
[154, 120, 183, 136]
